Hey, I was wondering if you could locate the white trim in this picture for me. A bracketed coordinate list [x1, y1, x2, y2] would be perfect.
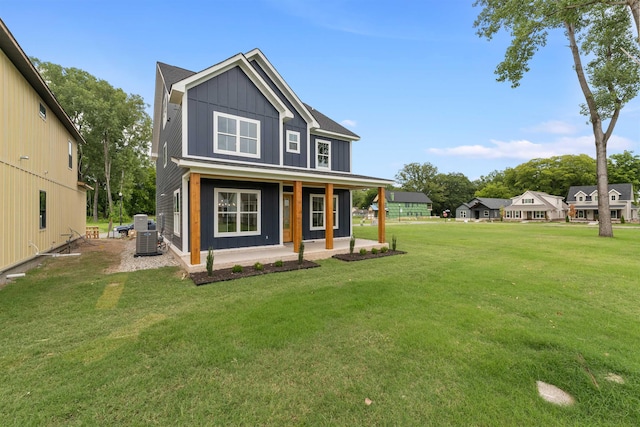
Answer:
[279, 183, 284, 244]
[181, 92, 188, 157]
[315, 139, 331, 170]
[312, 128, 360, 142]
[181, 174, 189, 250]
[310, 193, 338, 231]
[214, 188, 261, 237]
[286, 130, 301, 154]
[213, 111, 261, 159]
[174, 157, 393, 187]
[68, 140, 73, 170]
[163, 142, 168, 168]
[173, 189, 181, 237]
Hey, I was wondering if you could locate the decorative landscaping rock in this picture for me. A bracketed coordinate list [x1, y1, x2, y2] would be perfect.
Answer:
[536, 381, 575, 406]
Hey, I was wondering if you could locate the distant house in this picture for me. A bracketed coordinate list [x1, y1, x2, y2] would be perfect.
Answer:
[152, 49, 392, 267]
[372, 191, 432, 219]
[503, 191, 567, 221]
[566, 183, 637, 222]
[0, 19, 87, 276]
[456, 198, 511, 221]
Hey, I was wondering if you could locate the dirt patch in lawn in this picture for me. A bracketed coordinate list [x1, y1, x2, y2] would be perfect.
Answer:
[190, 260, 320, 286]
[332, 250, 406, 262]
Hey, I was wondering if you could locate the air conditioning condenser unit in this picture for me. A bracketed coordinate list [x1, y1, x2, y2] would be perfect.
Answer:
[136, 230, 158, 256]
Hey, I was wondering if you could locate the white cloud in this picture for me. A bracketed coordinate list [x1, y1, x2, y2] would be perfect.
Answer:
[427, 135, 634, 160]
[341, 119, 357, 128]
[523, 120, 577, 135]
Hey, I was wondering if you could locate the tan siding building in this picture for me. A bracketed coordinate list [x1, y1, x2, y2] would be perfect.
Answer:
[0, 19, 87, 275]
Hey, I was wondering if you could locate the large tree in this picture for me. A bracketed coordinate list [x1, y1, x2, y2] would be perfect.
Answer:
[608, 150, 640, 190]
[33, 60, 152, 221]
[474, 0, 640, 237]
[395, 162, 443, 204]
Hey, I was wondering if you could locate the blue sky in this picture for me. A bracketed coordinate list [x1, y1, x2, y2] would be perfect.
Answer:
[3, 0, 639, 181]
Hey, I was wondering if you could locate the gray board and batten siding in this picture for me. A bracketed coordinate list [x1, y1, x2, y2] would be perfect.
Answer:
[187, 67, 280, 164]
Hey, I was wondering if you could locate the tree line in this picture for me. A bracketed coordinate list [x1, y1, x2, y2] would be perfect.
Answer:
[354, 151, 640, 216]
[33, 59, 155, 223]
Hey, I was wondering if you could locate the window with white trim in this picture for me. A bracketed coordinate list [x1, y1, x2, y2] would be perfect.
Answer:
[39, 103, 46, 120]
[310, 194, 338, 231]
[163, 142, 167, 168]
[214, 112, 260, 158]
[460, 211, 467, 218]
[534, 211, 545, 219]
[611, 194, 616, 201]
[316, 140, 331, 169]
[611, 210, 618, 218]
[68, 141, 73, 169]
[173, 189, 181, 237]
[286, 130, 300, 154]
[215, 188, 260, 236]
[162, 91, 168, 129]
[522, 198, 534, 204]
[483, 210, 489, 217]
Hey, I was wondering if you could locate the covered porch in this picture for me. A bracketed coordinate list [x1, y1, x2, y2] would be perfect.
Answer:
[179, 236, 386, 273]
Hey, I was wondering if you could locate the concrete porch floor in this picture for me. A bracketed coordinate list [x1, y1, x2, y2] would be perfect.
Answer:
[180, 237, 387, 273]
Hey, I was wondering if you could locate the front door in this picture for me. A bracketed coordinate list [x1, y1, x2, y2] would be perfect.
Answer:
[283, 194, 292, 243]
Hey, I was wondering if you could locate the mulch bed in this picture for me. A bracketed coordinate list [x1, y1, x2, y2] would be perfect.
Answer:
[190, 260, 319, 286]
[332, 250, 406, 262]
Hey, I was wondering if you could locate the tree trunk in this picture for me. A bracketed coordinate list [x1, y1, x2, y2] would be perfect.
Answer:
[103, 132, 113, 217]
[93, 183, 99, 222]
[565, 21, 613, 237]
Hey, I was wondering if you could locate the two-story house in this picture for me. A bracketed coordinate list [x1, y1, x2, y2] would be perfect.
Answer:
[152, 49, 392, 267]
[0, 19, 87, 278]
[503, 190, 567, 221]
[566, 184, 637, 222]
[371, 191, 432, 219]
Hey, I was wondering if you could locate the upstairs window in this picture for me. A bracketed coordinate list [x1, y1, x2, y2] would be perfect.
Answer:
[162, 91, 168, 129]
[286, 130, 300, 154]
[611, 194, 616, 201]
[214, 112, 260, 158]
[39, 103, 46, 120]
[522, 198, 534, 204]
[68, 141, 73, 169]
[316, 140, 331, 170]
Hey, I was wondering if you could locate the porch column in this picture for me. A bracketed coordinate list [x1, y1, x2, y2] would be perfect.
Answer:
[325, 183, 334, 249]
[377, 187, 386, 243]
[190, 173, 201, 265]
[293, 180, 302, 253]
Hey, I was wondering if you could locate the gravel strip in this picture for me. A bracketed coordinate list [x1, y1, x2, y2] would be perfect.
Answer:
[107, 238, 181, 273]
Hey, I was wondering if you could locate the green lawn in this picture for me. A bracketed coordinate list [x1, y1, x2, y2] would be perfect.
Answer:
[1, 222, 639, 425]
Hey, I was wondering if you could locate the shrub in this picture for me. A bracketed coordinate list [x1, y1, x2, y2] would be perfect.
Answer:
[371, 247, 379, 255]
[565, 215, 570, 223]
[381, 246, 389, 253]
[349, 235, 356, 254]
[206, 248, 214, 276]
[359, 248, 367, 256]
[391, 235, 397, 251]
[274, 260, 284, 268]
[298, 241, 305, 265]
[621, 215, 626, 224]
[232, 265, 243, 273]
[254, 262, 264, 271]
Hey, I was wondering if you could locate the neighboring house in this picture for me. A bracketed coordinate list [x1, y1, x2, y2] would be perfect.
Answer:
[152, 49, 392, 266]
[456, 198, 511, 221]
[503, 190, 567, 221]
[372, 191, 432, 219]
[0, 19, 87, 275]
[566, 183, 637, 222]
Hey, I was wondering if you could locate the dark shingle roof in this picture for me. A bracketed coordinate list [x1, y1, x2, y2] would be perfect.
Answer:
[302, 103, 359, 139]
[157, 62, 196, 91]
[385, 191, 432, 204]
[567, 183, 634, 201]
[157, 58, 359, 140]
[469, 198, 512, 209]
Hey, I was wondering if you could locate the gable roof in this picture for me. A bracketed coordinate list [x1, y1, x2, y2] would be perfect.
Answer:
[153, 49, 359, 149]
[0, 18, 85, 144]
[468, 198, 511, 209]
[385, 191, 432, 204]
[567, 183, 635, 201]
